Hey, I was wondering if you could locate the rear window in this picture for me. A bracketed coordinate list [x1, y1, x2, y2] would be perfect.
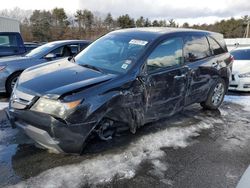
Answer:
[231, 49, 250, 60]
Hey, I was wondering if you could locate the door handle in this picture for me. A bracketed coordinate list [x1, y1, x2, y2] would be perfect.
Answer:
[174, 74, 186, 80]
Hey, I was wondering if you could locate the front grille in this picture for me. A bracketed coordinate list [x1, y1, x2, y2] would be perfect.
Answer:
[229, 84, 238, 88]
[10, 89, 36, 109]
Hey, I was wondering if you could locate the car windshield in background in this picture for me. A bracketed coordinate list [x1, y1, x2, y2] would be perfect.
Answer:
[75, 35, 148, 74]
[25, 43, 55, 57]
[231, 49, 250, 60]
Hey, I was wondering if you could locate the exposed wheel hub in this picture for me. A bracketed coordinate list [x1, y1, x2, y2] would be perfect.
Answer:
[96, 119, 115, 141]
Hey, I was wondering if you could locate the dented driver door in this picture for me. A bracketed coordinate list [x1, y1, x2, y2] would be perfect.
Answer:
[143, 37, 189, 122]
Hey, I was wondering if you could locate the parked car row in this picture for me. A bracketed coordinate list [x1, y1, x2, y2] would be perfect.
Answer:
[229, 47, 250, 92]
[5, 28, 233, 154]
[0, 40, 91, 94]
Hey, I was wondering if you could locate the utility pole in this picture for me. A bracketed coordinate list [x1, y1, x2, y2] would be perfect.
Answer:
[246, 20, 249, 38]
[244, 20, 250, 38]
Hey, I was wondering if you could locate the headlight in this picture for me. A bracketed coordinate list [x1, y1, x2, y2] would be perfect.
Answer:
[31, 98, 81, 118]
[239, 72, 250, 78]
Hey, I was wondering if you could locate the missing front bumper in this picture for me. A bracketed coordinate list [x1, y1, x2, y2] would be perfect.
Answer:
[16, 121, 64, 153]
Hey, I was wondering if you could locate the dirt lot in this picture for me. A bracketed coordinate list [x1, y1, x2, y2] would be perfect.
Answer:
[0, 92, 250, 188]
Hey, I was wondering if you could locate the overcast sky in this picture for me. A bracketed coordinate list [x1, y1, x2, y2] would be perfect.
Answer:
[1, 0, 250, 25]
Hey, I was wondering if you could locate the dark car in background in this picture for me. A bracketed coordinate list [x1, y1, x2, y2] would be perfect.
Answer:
[24, 42, 41, 52]
[0, 32, 26, 57]
[7, 28, 233, 154]
[0, 40, 91, 94]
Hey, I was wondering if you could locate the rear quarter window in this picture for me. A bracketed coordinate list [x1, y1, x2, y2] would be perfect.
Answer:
[208, 36, 226, 55]
[184, 35, 211, 62]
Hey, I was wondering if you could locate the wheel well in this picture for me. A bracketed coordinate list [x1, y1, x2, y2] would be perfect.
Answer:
[221, 76, 229, 89]
[5, 70, 23, 89]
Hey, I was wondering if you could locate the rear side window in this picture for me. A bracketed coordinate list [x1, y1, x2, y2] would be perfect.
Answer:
[147, 37, 183, 72]
[184, 36, 211, 62]
[231, 49, 250, 60]
[207, 36, 225, 55]
[0, 34, 18, 47]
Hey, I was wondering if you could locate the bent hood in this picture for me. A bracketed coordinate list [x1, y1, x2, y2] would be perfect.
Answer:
[17, 60, 117, 99]
[232, 60, 250, 75]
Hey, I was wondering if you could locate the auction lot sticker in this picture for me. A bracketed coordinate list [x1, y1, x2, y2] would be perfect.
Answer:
[129, 39, 148, 46]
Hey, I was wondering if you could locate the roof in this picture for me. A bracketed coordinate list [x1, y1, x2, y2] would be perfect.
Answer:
[0, 16, 19, 22]
[110, 27, 219, 40]
[231, 46, 250, 51]
[46, 40, 91, 46]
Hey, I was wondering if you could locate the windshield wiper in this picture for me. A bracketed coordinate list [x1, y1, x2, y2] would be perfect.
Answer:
[81, 64, 104, 73]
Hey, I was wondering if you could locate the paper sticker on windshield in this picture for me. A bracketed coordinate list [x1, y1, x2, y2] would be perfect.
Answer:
[125, 60, 132, 64]
[129, 39, 148, 46]
[121, 64, 129, 69]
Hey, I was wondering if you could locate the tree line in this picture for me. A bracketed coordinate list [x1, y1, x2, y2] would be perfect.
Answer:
[0, 8, 249, 42]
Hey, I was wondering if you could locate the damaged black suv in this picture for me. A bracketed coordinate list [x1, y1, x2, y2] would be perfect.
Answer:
[7, 28, 233, 154]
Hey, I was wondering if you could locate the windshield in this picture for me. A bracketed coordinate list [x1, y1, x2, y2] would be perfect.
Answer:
[231, 49, 250, 60]
[75, 35, 149, 74]
[25, 43, 56, 57]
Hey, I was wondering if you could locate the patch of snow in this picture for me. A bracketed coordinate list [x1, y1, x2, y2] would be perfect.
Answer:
[13, 120, 214, 188]
[224, 95, 250, 111]
[0, 102, 8, 110]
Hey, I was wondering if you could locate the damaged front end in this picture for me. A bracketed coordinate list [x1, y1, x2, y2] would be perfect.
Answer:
[7, 88, 99, 153]
[6, 75, 145, 154]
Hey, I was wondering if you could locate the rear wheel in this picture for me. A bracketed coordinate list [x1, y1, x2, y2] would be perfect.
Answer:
[6, 72, 21, 94]
[200, 78, 226, 110]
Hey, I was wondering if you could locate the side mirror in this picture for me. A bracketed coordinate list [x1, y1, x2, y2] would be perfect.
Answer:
[44, 53, 56, 59]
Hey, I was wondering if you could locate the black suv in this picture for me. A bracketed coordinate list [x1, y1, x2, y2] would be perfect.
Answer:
[7, 28, 233, 154]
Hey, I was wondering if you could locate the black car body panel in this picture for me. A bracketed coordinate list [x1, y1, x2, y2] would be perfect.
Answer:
[7, 28, 233, 153]
[18, 59, 117, 98]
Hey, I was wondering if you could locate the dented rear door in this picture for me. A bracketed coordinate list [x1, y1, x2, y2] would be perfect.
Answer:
[143, 37, 188, 121]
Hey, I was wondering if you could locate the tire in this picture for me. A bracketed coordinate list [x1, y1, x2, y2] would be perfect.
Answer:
[6, 72, 21, 94]
[200, 78, 226, 110]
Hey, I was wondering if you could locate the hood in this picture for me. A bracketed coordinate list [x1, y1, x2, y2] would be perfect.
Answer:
[232, 60, 250, 75]
[17, 60, 117, 99]
[0, 55, 33, 66]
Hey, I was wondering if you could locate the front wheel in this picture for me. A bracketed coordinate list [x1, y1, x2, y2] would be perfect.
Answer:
[6, 72, 21, 94]
[200, 78, 226, 110]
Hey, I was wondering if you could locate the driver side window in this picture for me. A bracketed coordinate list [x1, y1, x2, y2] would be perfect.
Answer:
[147, 37, 183, 72]
[48, 45, 73, 58]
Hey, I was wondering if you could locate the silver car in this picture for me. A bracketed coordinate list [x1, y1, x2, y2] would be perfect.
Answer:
[0, 40, 90, 94]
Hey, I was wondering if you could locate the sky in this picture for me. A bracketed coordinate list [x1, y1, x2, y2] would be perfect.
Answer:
[1, 0, 250, 25]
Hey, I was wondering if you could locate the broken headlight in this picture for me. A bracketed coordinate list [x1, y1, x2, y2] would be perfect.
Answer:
[31, 98, 81, 118]
[239, 72, 250, 78]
